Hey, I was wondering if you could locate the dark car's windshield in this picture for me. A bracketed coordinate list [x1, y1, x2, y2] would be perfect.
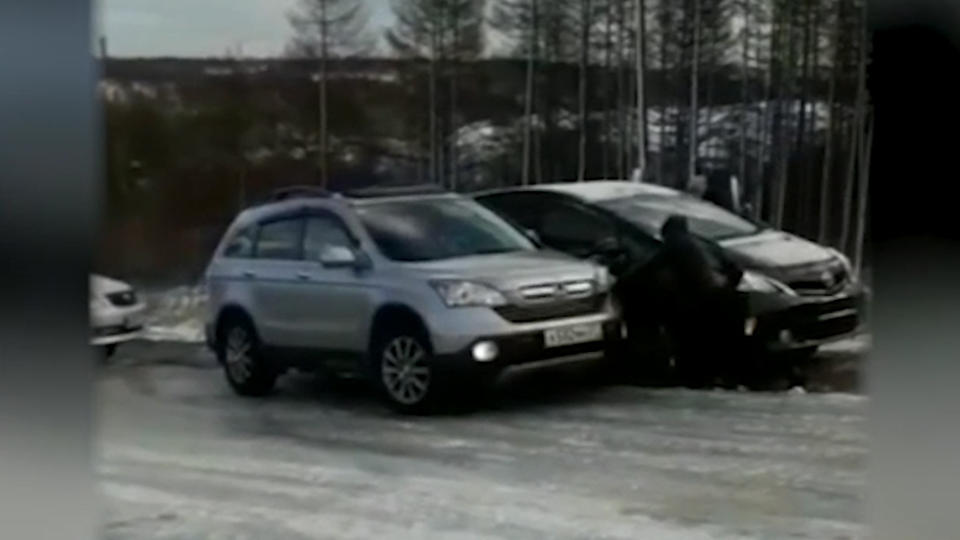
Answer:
[355, 197, 536, 262]
[600, 194, 760, 241]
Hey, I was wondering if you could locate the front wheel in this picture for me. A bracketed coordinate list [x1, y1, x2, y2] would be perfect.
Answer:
[218, 319, 277, 397]
[372, 330, 440, 414]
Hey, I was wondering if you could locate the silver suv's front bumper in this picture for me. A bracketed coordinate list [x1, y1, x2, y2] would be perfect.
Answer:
[424, 294, 622, 360]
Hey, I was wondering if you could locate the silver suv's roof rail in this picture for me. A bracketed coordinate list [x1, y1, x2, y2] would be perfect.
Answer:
[269, 185, 333, 201]
[344, 184, 447, 199]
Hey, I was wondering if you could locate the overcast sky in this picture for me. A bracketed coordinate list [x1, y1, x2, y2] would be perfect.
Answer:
[98, 0, 395, 57]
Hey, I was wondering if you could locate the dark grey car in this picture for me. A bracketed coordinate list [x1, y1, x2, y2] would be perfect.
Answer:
[476, 181, 868, 358]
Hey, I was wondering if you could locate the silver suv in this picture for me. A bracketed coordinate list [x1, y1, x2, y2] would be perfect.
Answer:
[204, 186, 623, 412]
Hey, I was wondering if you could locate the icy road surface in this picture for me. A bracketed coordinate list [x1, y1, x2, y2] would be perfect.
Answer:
[99, 342, 867, 539]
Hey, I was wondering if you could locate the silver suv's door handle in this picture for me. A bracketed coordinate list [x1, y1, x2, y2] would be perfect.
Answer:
[296, 272, 310, 280]
[242, 270, 256, 279]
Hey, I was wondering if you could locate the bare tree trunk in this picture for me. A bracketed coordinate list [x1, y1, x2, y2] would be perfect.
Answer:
[601, 1, 612, 179]
[635, 0, 647, 181]
[617, 0, 628, 180]
[738, 0, 749, 192]
[522, 0, 538, 186]
[818, 0, 842, 243]
[687, 0, 701, 186]
[657, 0, 670, 185]
[578, 0, 591, 182]
[840, 3, 867, 253]
[318, 0, 329, 187]
[795, 0, 813, 233]
[755, 17, 775, 221]
[449, 5, 460, 191]
[429, 38, 438, 184]
[853, 107, 872, 274]
[796, 0, 811, 151]
[702, 8, 715, 164]
[773, 1, 796, 229]
[839, 119, 858, 250]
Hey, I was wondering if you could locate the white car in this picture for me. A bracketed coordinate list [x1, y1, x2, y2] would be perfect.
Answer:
[90, 274, 147, 357]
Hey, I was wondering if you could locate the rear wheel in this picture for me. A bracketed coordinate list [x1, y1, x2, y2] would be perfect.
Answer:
[219, 319, 277, 397]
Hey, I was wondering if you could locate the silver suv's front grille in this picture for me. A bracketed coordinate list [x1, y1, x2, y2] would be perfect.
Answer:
[495, 294, 606, 323]
[496, 280, 601, 323]
[519, 280, 594, 301]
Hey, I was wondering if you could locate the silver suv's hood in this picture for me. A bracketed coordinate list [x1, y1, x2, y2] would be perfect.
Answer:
[719, 229, 835, 270]
[404, 250, 600, 290]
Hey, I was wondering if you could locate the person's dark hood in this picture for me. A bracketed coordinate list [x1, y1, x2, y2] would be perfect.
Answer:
[717, 229, 836, 270]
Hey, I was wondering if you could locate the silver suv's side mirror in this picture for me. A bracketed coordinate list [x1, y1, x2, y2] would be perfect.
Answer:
[319, 246, 358, 268]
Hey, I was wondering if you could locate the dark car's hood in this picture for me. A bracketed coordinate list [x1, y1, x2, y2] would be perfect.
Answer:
[718, 229, 835, 270]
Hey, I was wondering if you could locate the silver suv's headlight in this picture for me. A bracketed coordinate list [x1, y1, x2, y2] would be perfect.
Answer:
[595, 266, 614, 293]
[431, 280, 508, 308]
[738, 271, 796, 296]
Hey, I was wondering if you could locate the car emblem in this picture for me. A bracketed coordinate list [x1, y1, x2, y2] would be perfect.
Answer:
[821, 271, 835, 287]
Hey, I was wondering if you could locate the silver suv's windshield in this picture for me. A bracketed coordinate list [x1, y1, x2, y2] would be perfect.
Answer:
[600, 195, 760, 241]
[355, 197, 536, 262]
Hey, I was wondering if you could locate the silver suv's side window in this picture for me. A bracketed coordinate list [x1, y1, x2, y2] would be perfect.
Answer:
[303, 215, 353, 261]
[223, 226, 256, 258]
[254, 218, 303, 260]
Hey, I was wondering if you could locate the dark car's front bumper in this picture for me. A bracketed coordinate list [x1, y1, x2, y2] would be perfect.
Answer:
[747, 285, 869, 351]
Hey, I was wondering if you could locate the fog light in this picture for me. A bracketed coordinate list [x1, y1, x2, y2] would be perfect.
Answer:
[620, 322, 629, 340]
[744, 317, 757, 336]
[778, 330, 794, 344]
[471, 341, 499, 362]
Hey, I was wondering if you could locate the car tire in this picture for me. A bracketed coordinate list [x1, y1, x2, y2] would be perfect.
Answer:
[371, 324, 441, 414]
[218, 318, 277, 397]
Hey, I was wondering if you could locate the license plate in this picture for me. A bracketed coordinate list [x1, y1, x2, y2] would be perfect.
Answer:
[543, 323, 603, 348]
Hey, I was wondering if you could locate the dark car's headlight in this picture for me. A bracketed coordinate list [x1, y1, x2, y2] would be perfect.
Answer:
[738, 271, 796, 296]
[828, 248, 856, 281]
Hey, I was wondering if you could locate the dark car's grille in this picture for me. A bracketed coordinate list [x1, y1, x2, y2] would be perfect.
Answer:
[783, 262, 850, 296]
[107, 290, 138, 307]
[495, 295, 606, 323]
[788, 296, 858, 319]
[780, 296, 863, 342]
[791, 312, 860, 342]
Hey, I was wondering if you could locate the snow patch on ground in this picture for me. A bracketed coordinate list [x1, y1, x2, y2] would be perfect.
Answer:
[140, 286, 207, 343]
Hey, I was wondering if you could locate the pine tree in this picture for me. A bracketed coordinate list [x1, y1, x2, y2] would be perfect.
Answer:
[287, 0, 372, 186]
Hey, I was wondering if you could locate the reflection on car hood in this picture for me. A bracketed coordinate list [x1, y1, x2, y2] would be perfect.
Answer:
[404, 250, 599, 290]
[90, 274, 132, 297]
[718, 230, 834, 269]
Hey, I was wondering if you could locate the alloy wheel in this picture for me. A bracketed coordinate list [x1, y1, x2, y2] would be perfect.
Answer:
[225, 326, 254, 383]
[381, 336, 431, 405]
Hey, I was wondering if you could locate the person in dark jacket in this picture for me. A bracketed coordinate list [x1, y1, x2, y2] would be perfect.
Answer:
[628, 215, 747, 386]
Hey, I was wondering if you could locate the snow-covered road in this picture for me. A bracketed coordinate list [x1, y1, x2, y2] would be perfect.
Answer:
[98, 342, 867, 539]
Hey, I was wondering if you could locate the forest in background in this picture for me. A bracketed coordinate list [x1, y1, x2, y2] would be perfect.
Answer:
[100, 0, 870, 284]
